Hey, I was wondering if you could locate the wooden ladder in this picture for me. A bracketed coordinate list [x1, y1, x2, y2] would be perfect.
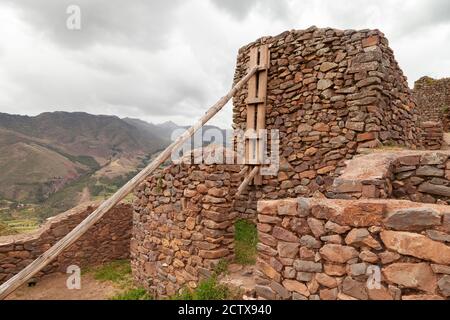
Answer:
[244, 44, 270, 187]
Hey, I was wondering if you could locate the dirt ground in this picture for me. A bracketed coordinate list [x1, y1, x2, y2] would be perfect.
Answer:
[5, 272, 121, 300]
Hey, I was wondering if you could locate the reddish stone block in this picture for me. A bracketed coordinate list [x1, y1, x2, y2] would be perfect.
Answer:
[362, 35, 380, 48]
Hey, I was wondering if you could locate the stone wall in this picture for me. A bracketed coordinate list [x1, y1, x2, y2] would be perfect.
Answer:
[413, 76, 450, 127]
[331, 150, 450, 204]
[0, 201, 132, 284]
[421, 121, 443, 150]
[232, 27, 422, 202]
[129, 28, 447, 299]
[131, 150, 244, 297]
[255, 197, 450, 300]
[392, 152, 450, 204]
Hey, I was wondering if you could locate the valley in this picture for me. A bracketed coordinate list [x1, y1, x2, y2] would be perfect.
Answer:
[0, 111, 226, 235]
[0, 112, 169, 234]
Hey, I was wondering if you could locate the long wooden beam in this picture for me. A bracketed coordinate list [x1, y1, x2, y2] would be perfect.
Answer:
[0, 66, 258, 300]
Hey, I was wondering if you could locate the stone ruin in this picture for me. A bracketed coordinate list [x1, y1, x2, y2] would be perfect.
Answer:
[414, 76, 450, 128]
[0, 202, 132, 283]
[232, 27, 421, 202]
[2, 27, 450, 300]
[412, 76, 450, 149]
[130, 27, 450, 300]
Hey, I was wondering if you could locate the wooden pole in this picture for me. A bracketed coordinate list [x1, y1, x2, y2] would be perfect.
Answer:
[0, 66, 258, 300]
[236, 166, 259, 197]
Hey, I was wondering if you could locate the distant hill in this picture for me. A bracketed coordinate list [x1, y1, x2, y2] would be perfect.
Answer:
[0, 112, 166, 166]
[0, 111, 226, 226]
[0, 112, 172, 204]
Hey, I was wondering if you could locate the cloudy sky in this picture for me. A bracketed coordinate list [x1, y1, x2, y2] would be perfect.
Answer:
[0, 0, 449, 128]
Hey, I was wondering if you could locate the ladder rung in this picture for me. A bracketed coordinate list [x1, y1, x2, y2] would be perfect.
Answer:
[246, 97, 265, 104]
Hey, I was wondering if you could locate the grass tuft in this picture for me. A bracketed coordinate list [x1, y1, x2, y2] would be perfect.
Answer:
[170, 276, 230, 300]
[169, 258, 235, 300]
[195, 276, 230, 300]
[234, 219, 257, 265]
[87, 260, 153, 300]
[214, 259, 229, 276]
[92, 260, 132, 283]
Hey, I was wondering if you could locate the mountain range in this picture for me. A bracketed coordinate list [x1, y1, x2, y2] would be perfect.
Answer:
[0, 111, 225, 225]
[0, 112, 167, 203]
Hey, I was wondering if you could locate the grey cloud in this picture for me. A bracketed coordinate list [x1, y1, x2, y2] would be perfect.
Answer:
[395, 0, 450, 36]
[102, 79, 208, 118]
[210, 0, 289, 20]
[5, 0, 182, 50]
[210, 0, 258, 19]
[316, 0, 384, 28]
[1, 0, 450, 128]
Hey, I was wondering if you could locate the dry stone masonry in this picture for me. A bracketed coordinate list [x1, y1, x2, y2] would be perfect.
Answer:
[414, 76, 450, 128]
[412, 77, 448, 149]
[421, 121, 443, 150]
[332, 150, 450, 204]
[255, 197, 450, 300]
[0, 201, 132, 284]
[392, 152, 450, 204]
[232, 27, 422, 201]
[131, 148, 244, 297]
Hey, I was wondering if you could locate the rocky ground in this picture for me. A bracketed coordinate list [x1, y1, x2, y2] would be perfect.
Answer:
[219, 264, 257, 299]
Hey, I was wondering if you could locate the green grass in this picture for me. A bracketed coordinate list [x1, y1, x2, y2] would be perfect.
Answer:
[91, 260, 132, 283]
[86, 260, 153, 300]
[214, 259, 229, 275]
[0, 204, 40, 234]
[0, 221, 18, 236]
[3, 219, 39, 233]
[170, 276, 231, 300]
[169, 258, 234, 300]
[234, 219, 258, 265]
[195, 277, 230, 300]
